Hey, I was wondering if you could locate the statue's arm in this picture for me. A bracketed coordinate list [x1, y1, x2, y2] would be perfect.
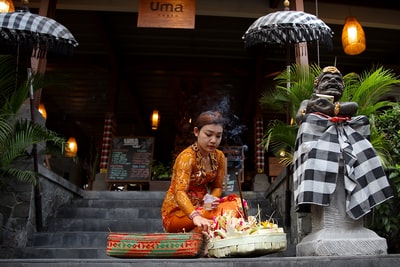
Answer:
[296, 98, 358, 124]
[337, 102, 358, 117]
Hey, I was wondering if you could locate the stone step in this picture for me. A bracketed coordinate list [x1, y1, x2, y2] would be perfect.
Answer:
[55, 207, 161, 219]
[46, 218, 164, 232]
[82, 191, 166, 200]
[2, 247, 108, 259]
[32, 231, 108, 248]
[1, 254, 400, 267]
[69, 199, 163, 208]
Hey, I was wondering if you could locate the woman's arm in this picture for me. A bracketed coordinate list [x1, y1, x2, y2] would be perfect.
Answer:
[173, 152, 196, 215]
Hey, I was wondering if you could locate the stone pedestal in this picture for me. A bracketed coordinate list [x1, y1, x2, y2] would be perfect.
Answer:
[92, 172, 108, 190]
[296, 161, 388, 256]
[253, 173, 270, 192]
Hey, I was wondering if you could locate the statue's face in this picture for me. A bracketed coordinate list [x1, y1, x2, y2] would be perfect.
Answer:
[315, 72, 344, 101]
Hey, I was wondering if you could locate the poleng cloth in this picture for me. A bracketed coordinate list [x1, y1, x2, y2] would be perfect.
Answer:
[293, 113, 393, 220]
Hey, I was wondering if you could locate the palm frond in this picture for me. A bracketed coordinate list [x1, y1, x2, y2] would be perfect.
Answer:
[343, 66, 400, 116]
[0, 55, 67, 186]
[260, 64, 322, 121]
[261, 119, 298, 157]
[3, 167, 37, 185]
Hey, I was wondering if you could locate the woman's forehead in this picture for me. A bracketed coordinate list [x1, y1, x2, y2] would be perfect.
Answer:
[201, 124, 223, 133]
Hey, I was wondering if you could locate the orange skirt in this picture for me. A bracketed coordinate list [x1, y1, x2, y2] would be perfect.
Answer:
[163, 195, 245, 233]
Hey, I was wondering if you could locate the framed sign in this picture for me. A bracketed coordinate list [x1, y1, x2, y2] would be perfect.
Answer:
[106, 136, 154, 183]
[137, 0, 196, 29]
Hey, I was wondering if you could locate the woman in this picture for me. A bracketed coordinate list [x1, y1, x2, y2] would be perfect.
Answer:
[161, 110, 244, 233]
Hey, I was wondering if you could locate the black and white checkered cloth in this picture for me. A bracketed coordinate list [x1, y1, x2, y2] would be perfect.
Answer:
[0, 11, 78, 56]
[242, 10, 333, 49]
[293, 113, 393, 220]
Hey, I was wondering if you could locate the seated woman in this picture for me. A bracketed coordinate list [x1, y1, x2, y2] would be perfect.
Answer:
[161, 110, 245, 233]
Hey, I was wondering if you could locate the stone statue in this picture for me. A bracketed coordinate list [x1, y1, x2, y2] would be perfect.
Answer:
[293, 66, 393, 256]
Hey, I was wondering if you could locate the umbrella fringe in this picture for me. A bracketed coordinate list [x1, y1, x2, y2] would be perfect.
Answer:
[0, 29, 76, 58]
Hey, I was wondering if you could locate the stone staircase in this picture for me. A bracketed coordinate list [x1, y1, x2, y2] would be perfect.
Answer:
[1, 190, 400, 267]
[1, 190, 274, 259]
[5, 191, 166, 259]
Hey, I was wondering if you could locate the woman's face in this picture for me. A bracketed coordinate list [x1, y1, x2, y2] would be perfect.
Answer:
[194, 124, 223, 155]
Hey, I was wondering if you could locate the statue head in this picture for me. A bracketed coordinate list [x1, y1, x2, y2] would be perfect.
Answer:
[314, 66, 345, 102]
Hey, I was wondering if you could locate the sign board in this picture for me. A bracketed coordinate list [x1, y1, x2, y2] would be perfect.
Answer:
[106, 137, 154, 183]
[137, 0, 196, 29]
[221, 146, 245, 192]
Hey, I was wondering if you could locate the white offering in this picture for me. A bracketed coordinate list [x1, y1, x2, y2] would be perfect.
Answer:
[316, 93, 334, 103]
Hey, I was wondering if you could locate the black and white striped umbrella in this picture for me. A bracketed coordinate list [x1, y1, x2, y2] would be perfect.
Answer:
[243, 10, 333, 49]
[0, 10, 78, 57]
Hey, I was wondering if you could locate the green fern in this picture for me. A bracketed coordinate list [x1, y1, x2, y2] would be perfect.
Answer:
[0, 55, 66, 186]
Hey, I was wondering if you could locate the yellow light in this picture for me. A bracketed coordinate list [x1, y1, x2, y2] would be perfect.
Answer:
[341, 16, 366, 56]
[65, 137, 78, 157]
[151, 109, 160, 130]
[0, 0, 15, 12]
[38, 103, 47, 119]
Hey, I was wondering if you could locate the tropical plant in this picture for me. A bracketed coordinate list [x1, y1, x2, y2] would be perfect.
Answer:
[366, 103, 400, 253]
[260, 63, 400, 166]
[0, 54, 66, 186]
[151, 160, 172, 180]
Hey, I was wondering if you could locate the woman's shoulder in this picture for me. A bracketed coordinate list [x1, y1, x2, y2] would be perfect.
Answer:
[176, 146, 196, 160]
[215, 148, 225, 159]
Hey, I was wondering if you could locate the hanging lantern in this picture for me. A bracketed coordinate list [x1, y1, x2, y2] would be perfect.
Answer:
[341, 16, 366, 55]
[38, 103, 47, 119]
[65, 137, 78, 157]
[151, 109, 160, 130]
[0, 0, 15, 12]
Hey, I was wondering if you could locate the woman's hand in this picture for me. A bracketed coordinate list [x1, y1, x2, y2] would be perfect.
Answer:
[192, 215, 214, 232]
[203, 194, 220, 210]
[211, 198, 220, 209]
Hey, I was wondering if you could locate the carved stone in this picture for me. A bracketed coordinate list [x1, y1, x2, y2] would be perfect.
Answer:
[296, 160, 388, 256]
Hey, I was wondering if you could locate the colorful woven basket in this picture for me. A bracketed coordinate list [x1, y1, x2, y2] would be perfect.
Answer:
[106, 232, 205, 258]
[207, 232, 287, 258]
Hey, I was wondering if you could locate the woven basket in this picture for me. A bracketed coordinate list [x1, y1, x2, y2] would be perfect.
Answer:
[107, 232, 205, 258]
[207, 232, 287, 258]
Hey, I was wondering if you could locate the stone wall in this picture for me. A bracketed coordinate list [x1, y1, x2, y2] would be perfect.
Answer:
[0, 164, 84, 251]
[264, 169, 311, 246]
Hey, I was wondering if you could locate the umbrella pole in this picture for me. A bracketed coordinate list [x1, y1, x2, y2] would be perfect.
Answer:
[28, 68, 43, 231]
[284, 41, 292, 228]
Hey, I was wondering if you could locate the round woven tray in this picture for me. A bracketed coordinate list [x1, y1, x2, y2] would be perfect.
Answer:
[207, 232, 287, 258]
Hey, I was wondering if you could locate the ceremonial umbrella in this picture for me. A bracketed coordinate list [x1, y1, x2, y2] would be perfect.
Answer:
[0, 9, 78, 230]
[242, 5, 333, 227]
[0, 10, 78, 57]
[242, 10, 333, 49]
[0, 9, 78, 125]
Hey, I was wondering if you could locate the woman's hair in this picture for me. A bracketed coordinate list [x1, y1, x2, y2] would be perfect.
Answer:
[195, 110, 225, 130]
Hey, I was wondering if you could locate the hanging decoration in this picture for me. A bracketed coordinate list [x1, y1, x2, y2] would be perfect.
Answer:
[341, 16, 366, 55]
[99, 112, 116, 173]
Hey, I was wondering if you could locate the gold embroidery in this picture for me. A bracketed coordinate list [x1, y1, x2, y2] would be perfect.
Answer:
[191, 143, 218, 177]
